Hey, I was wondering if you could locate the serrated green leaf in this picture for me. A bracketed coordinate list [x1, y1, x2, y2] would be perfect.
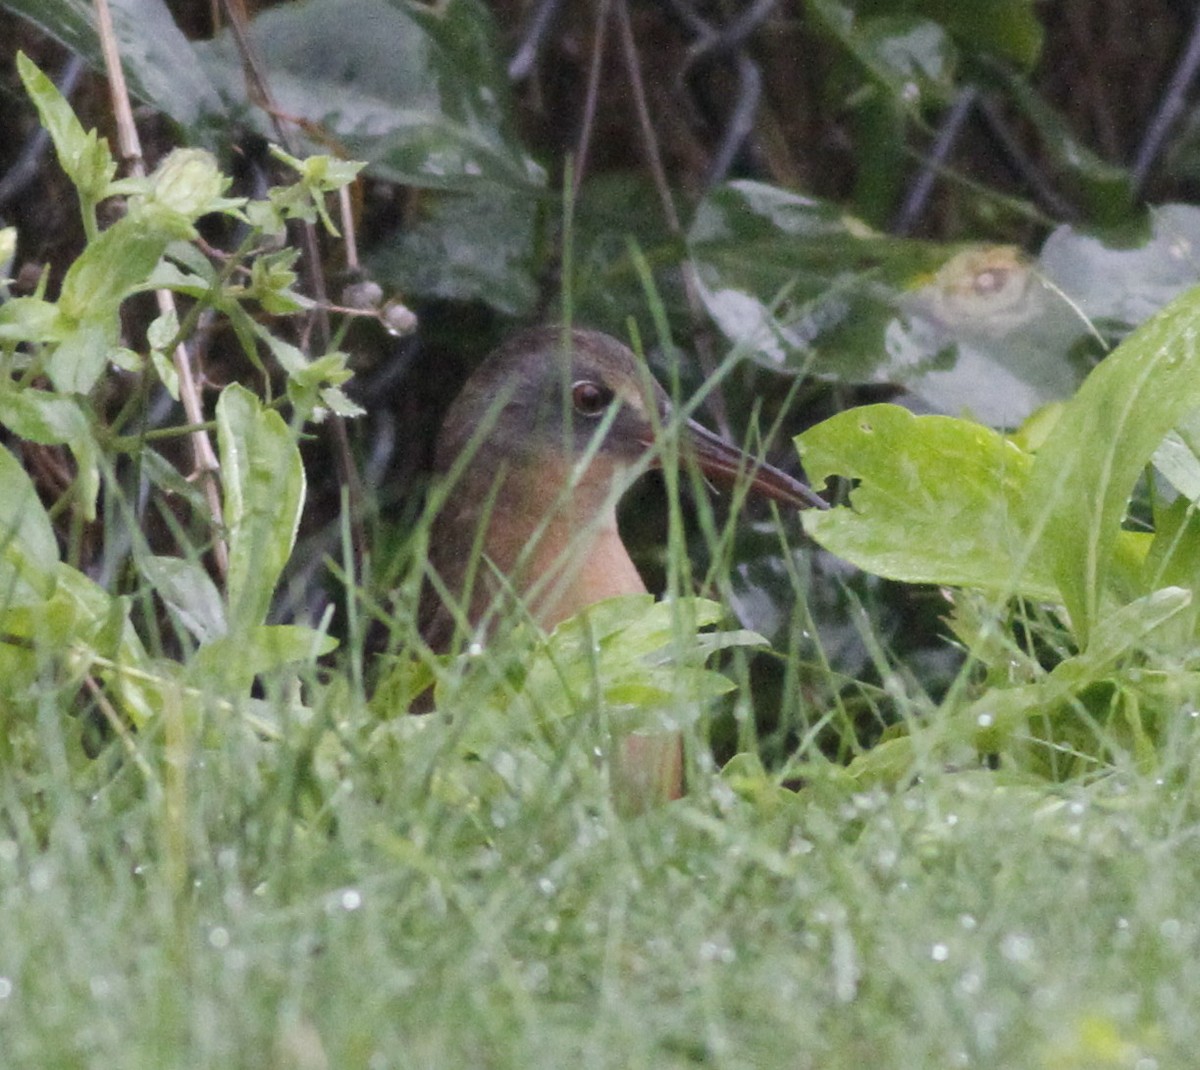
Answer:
[799, 403, 1056, 598]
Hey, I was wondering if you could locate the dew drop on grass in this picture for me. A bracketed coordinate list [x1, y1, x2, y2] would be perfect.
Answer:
[1000, 932, 1034, 963]
[960, 914, 977, 931]
[931, 943, 949, 962]
[28, 862, 53, 893]
[340, 889, 363, 911]
[537, 877, 556, 897]
[208, 927, 230, 950]
[957, 971, 982, 996]
[976, 712, 994, 728]
[0, 977, 11, 999]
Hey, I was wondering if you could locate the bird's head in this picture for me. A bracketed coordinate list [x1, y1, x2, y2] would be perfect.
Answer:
[434, 326, 827, 511]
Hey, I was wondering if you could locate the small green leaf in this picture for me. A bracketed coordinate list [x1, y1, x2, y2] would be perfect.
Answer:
[142, 147, 235, 220]
[140, 554, 227, 644]
[189, 624, 337, 688]
[16, 52, 116, 206]
[0, 388, 100, 519]
[0, 296, 62, 343]
[0, 445, 59, 606]
[216, 384, 306, 634]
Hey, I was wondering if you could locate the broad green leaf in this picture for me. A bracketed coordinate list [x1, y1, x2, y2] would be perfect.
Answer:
[807, 1, 946, 109]
[368, 184, 539, 316]
[848, 15, 958, 105]
[798, 403, 1058, 599]
[8, 1, 225, 130]
[0, 445, 58, 607]
[1039, 204, 1200, 331]
[216, 384, 306, 635]
[687, 181, 1084, 425]
[195, 0, 544, 192]
[1026, 285, 1200, 643]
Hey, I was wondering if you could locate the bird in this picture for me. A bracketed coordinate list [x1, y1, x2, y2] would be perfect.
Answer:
[421, 326, 826, 808]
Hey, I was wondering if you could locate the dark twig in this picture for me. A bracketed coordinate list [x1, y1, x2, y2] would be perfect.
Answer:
[683, 0, 778, 65]
[893, 85, 977, 236]
[613, 0, 731, 437]
[662, 0, 772, 188]
[706, 52, 761, 188]
[573, 0, 613, 198]
[1131, 4, 1200, 194]
[977, 97, 1078, 220]
[508, 0, 570, 81]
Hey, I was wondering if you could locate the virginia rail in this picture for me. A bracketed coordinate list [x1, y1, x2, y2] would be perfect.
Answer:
[422, 327, 826, 807]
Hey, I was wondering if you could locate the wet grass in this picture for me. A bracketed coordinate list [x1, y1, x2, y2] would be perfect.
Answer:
[3, 649, 1198, 1070]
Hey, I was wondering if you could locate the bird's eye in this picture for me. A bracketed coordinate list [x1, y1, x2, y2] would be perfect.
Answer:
[572, 380, 612, 417]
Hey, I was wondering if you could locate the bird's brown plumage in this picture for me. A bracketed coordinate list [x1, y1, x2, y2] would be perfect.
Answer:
[421, 326, 825, 806]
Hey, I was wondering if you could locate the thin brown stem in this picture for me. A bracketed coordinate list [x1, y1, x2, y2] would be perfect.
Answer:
[93, 0, 229, 577]
[220, 0, 368, 576]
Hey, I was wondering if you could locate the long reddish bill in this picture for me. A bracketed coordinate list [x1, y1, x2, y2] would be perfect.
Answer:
[681, 417, 828, 510]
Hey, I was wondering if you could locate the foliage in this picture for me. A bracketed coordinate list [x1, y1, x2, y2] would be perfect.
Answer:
[0, 55, 350, 752]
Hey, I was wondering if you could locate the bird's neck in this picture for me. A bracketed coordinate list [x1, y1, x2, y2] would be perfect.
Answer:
[437, 456, 646, 634]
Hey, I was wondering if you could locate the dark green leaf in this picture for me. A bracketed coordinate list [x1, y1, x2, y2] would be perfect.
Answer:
[368, 184, 539, 316]
[7, 0, 225, 130]
[194, 0, 543, 192]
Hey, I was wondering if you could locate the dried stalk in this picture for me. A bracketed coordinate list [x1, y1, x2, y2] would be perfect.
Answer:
[93, 0, 229, 577]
